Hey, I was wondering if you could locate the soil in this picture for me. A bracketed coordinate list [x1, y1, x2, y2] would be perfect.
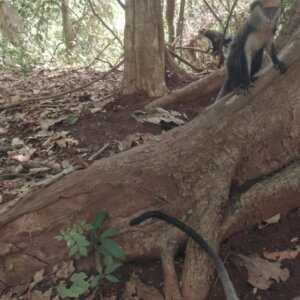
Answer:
[1, 69, 299, 300]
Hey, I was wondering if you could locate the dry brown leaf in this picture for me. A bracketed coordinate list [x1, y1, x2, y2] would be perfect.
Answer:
[55, 136, 79, 148]
[28, 289, 51, 300]
[10, 94, 22, 103]
[39, 116, 67, 131]
[8, 146, 36, 162]
[29, 269, 45, 290]
[0, 292, 18, 300]
[258, 213, 280, 229]
[11, 137, 24, 146]
[121, 273, 164, 300]
[55, 261, 75, 279]
[132, 108, 185, 126]
[43, 131, 79, 149]
[263, 249, 300, 262]
[233, 253, 290, 290]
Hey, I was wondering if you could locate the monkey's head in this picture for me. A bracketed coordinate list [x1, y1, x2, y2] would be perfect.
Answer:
[250, 0, 281, 30]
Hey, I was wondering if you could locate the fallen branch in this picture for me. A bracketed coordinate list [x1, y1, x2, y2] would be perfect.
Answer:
[168, 49, 202, 72]
[88, 143, 110, 161]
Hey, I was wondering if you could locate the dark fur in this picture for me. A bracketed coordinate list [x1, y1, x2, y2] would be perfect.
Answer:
[200, 29, 232, 55]
[130, 210, 238, 300]
[218, 0, 287, 99]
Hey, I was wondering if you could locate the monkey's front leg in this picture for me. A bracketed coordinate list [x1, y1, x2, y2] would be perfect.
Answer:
[235, 52, 253, 95]
[267, 42, 288, 74]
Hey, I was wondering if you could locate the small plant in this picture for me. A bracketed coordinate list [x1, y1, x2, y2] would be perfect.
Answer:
[55, 212, 125, 299]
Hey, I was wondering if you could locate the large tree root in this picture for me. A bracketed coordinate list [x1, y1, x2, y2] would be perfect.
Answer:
[123, 162, 300, 299]
[146, 67, 225, 110]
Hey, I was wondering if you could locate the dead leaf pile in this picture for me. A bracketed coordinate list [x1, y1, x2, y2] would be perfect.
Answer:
[0, 67, 122, 205]
[232, 253, 290, 290]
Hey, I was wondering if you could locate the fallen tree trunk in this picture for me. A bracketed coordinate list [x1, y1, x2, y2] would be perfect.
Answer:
[1, 20, 300, 300]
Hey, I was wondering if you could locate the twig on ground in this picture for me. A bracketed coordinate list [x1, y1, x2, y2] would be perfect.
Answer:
[88, 143, 110, 161]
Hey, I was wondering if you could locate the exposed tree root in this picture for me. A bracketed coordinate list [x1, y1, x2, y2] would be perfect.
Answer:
[146, 68, 225, 110]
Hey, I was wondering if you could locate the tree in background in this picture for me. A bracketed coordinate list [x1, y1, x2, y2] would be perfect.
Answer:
[122, 0, 168, 97]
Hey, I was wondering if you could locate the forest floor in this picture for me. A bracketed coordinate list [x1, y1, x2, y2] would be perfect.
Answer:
[0, 67, 300, 300]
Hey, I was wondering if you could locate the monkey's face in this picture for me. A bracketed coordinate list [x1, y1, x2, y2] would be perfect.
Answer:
[263, 7, 279, 20]
[253, 1, 280, 31]
[260, 0, 281, 25]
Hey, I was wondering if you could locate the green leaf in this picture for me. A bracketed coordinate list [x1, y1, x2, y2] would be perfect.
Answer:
[68, 244, 78, 257]
[57, 283, 84, 298]
[71, 232, 90, 247]
[65, 115, 78, 125]
[70, 272, 90, 290]
[84, 224, 94, 231]
[104, 262, 122, 274]
[101, 238, 125, 260]
[66, 238, 76, 248]
[100, 227, 120, 239]
[92, 212, 108, 231]
[89, 275, 101, 288]
[103, 253, 114, 266]
[105, 274, 119, 283]
[90, 211, 108, 243]
[54, 235, 63, 241]
[78, 244, 89, 257]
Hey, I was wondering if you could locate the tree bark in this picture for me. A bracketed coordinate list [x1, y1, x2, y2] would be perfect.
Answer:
[1, 4, 300, 300]
[166, 0, 176, 45]
[176, 0, 185, 47]
[122, 0, 168, 97]
[145, 67, 224, 109]
[61, 0, 75, 51]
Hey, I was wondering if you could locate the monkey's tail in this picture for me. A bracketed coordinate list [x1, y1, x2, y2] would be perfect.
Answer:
[130, 210, 238, 300]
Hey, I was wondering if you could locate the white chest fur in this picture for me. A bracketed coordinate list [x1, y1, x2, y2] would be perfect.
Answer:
[245, 30, 273, 56]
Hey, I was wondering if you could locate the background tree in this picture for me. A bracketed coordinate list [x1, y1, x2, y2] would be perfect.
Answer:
[61, 0, 75, 52]
[122, 0, 168, 97]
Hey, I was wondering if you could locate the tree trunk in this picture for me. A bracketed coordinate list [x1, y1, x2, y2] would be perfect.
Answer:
[122, 0, 168, 97]
[166, 0, 176, 45]
[61, 0, 75, 51]
[1, 5, 300, 300]
[176, 0, 185, 48]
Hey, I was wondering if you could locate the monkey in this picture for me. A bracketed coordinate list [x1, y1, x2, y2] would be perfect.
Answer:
[216, 0, 287, 101]
[199, 29, 232, 55]
[130, 210, 238, 300]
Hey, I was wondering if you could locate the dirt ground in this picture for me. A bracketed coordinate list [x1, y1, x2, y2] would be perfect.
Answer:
[1, 68, 300, 299]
